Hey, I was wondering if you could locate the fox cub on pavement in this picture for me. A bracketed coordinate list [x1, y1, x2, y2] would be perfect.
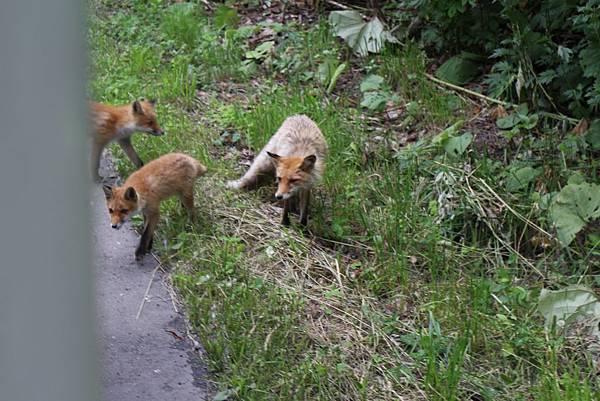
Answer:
[90, 99, 164, 182]
[103, 153, 207, 261]
[227, 115, 327, 226]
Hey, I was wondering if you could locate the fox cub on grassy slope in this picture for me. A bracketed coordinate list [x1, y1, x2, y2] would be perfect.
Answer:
[103, 153, 207, 261]
[90, 99, 164, 181]
[227, 115, 327, 226]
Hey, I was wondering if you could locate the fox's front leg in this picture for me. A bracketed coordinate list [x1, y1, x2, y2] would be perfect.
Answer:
[226, 149, 273, 189]
[135, 210, 159, 261]
[299, 189, 310, 226]
[91, 140, 105, 182]
[118, 137, 144, 168]
[179, 188, 196, 222]
[281, 199, 290, 226]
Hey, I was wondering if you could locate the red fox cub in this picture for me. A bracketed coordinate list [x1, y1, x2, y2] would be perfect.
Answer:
[90, 99, 164, 181]
[227, 115, 327, 226]
[102, 153, 207, 261]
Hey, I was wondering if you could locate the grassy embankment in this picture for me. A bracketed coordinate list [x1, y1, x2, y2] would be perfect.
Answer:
[89, 2, 600, 400]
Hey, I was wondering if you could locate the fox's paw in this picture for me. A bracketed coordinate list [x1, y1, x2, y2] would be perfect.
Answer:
[226, 179, 242, 190]
[135, 247, 146, 262]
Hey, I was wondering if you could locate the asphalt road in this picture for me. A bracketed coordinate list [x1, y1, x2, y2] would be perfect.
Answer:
[92, 156, 212, 401]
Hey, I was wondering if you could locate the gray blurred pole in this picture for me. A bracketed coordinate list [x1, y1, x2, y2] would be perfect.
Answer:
[0, 1, 98, 401]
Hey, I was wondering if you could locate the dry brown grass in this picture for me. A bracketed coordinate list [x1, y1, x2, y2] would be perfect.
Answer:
[187, 175, 428, 400]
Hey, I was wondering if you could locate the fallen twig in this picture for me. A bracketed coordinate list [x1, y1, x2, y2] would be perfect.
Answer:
[135, 258, 162, 320]
[423, 73, 578, 124]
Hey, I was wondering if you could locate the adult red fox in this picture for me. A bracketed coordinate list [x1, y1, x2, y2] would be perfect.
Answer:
[227, 115, 327, 226]
[90, 99, 164, 181]
[102, 153, 207, 261]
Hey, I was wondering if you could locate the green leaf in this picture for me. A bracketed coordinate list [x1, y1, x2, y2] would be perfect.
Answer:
[444, 132, 473, 156]
[317, 62, 333, 85]
[245, 41, 274, 60]
[327, 62, 347, 94]
[360, 91, 389, 111]
[435, 53, 480, 85]
[538, 285, 600, 330]
[432, 121, 463, 145]
[538, 69, 557, 84]
[360, 74, 384, 92]
[325, 287, 342, 299]
[586, 119, 600, 150]
[521, 114, 539, 130]
[557, 45, 573, 63]
[505, 166, 541, 192]
[329, 11, 397, 56]
[549, 182, 600, 246]
[568, 172, 586, 185]
[496, 113, 520, 129]
[580, 45, 600, 79]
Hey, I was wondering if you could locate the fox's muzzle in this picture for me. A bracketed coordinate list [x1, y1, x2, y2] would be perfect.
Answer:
[111, 223, 122, 230]
[275, 191, 293, 201]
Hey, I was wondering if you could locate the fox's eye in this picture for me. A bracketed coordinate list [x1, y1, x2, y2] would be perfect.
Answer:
[108, 208, 114, 214]
[120, 209, 128, 214]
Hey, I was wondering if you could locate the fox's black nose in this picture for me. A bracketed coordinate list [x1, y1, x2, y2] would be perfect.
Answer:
[275, 195, 283, 200]
[155, 129, 165, 136]
[111, 224, 118, 229]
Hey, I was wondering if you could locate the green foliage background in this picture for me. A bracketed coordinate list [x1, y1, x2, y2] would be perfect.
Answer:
[387, 0, 600, 117]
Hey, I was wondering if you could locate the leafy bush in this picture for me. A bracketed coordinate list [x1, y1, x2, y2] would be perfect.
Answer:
[389, 0, 600, 117]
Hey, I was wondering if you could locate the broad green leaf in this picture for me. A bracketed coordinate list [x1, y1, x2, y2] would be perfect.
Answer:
[444, 132, 473, 156]
[432, 121, 463, 145]
[505, 166, 541, 192]
[549, 182, 600, 246]
[329, 11, 397, 56]
[515, 103, 529, 116]
[435, 53, 480, 85]
[568, 172, 586, 185]
[551, 204, 586, 247]
[360, 91, 389, 111]
[360, 74, 384, 92]
[521, 114, 539, 130]
[245, 41, 274, 60]
[496, 113, 520, 129]
[317, 62, 334, 85]
[538, 285, 600, 330]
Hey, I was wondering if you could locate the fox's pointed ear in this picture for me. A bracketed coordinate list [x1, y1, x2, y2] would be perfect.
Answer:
[132, 100, 144, 115]
[267, 151, 280, 160]
[124, 187, 137, 202]
[148, 99, 157, 106]
[300, 154, 317, 171]
[102, 185, 113, 200]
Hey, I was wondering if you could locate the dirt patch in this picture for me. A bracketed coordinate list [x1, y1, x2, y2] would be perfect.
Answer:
[467, 107, 509, 160]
